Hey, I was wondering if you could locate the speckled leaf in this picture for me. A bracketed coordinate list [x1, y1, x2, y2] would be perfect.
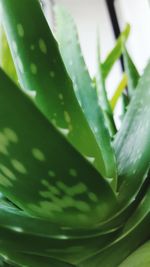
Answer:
[0, 0, 110, 178]
[0, 68, 117, 227]
[0, 204, 120, 265]
[123, 48, 140, 98]
[79, 188, 150, 267]
[0, 25, 18, 84]
[114, 61, 150, 207]
[55, 6, 117, 189]
[102, 24, 130, 79]
[96, 37, 117, 136]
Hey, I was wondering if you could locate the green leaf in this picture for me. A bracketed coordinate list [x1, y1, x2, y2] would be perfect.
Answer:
[123, 48, 140, 98]
[114, 61, 150, 207]
[118, 240, 150, 267]
[1, 0, 115, 182]
[55, 5, 117, 189]
[121, 93, 130, 117]
[0, 68, 117, 227]
[0, 250, 75, 267]
[0, 260, 11, 267]
[0, 204, 120, 265]
[96, 35, 117, 136]
[0, 25, 18, 84]
[110, 73, 128, 111]
[102, 24, 130, 79]
[79, 188, 150, 267]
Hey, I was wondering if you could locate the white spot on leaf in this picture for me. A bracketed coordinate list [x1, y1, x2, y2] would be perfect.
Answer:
[39, 38, 47, 54]
[69, 168, 77, 177]
[57, 127, 70, 136]
[0, 164, 16, 180]
[30, 44, 35, 51]
[49, 71, 55, 78]
[84, 156, 95, 164]
[64, 111, 71, 124]
[32, 148, 45, 162]
[11, 226, 23, 233]
[88, 192, 98, 202]
[11, 159, 27, 174]
[30, 63, 37, 74]
[58, 94, 63, 100]
[0, 173, 13, 187]
[17, 23, 24, 37]
[4, 128, 18, 143]
[48, 170, 56, 177]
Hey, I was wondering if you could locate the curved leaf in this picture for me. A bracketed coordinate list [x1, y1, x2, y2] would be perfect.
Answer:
[123, 48, 140, 98]
[0, 204, 120, 264]
[102, 24, 130, 79]
[79, 188, 150, 267]
[0, 68, 117, 227]
[118, 240, 150, 267]
[114, 61, 150, 206]
[0, 0, 110, 179]
[55, 5, 117, 189]
[0, 251, 74, 267]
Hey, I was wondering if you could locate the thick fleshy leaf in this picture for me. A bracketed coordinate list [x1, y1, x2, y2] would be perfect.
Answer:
[0, 204, 120, 265]
[0, 25, 18, 84]
[102, 24, 130, 79]
[114, 61, 150, 206]
[123, 48, 140, 98]
[118, 241, 150, 267]
[0, 259, 10, 267]
[96, 37, 117, 136]
[0, 251, 75, 267]
[0, 68, 117, 227]
[55, 5, 117, 189]
[0, 0, 112, 179]
[94, 172, 150, 235]
[79, 188, 150, 267]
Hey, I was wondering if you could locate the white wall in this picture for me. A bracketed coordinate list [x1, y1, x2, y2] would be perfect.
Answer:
[41, 0, 54, 28]
[115, 0, 150, 73]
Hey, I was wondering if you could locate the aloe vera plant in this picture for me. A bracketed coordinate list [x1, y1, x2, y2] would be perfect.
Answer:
[0, 0, 149, 266]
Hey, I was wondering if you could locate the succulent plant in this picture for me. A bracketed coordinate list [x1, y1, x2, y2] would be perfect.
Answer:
[0, 0, 149, 266]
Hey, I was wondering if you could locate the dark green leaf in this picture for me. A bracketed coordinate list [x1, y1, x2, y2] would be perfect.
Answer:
[55, 5, 117, 189]
[123, 48, 140, 97]
[114, 61, 150, 207]
[79, 188, 150, 267]
[0, 68, 117, 227]
[0, 251, 74, 267]
[0, 204, 119, 264]
[0, 0, 112, 179]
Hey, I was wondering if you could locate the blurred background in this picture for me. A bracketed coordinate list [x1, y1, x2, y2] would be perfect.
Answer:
[41, 0, 150, 125]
